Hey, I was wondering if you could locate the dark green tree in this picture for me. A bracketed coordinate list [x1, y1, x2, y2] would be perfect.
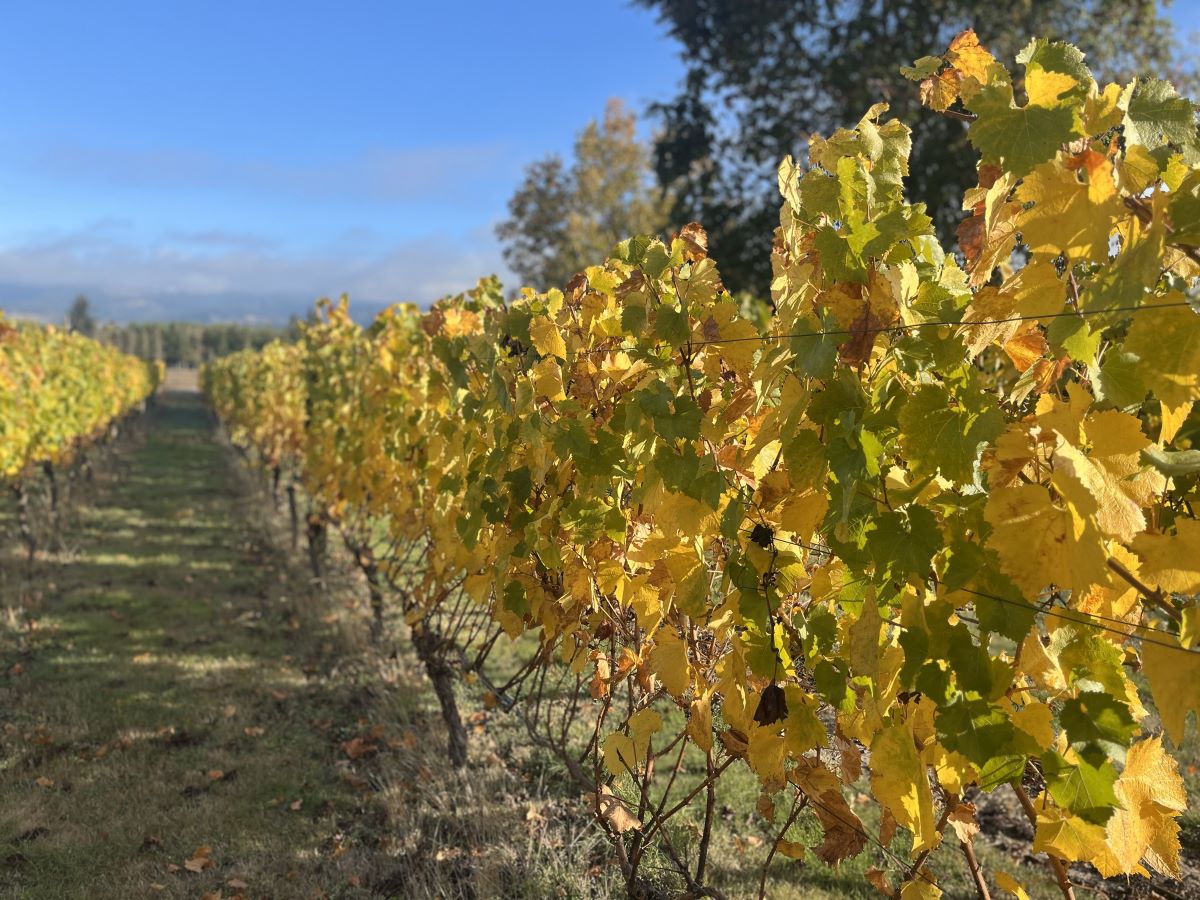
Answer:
[67, 295, 96, 337]
[636, 0, 1187, 296]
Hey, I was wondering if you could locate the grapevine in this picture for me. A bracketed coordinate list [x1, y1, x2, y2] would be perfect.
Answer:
[204, 31, 1200, 898]
[1, 317, 162, 562]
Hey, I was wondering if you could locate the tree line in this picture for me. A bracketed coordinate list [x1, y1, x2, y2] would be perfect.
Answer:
[66, 296, 300, 367]
[497, 0, 1194, 300]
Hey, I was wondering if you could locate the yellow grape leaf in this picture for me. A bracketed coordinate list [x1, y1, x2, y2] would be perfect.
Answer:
[1182, 605, 1200, 650]
[1002, 328, 1048, 373]
[441, 307, 481, 337]
[1124, 299, 1200, 409]
[1084, 82, 1124, 134]
[994, 871, 1030, 900]
[602, 731, 637, 777]
[927, 742, 976, 797]
[1131, 519, 1200, 595]
[1017, 157, 1120, 263]
[1052, 440, 1145, 542]
[1011, 700, 1054, 750]
[1004, 258, 1067, 319]
[848, 596, 883, 680]
[921, 68, 960, 112]
[714, 317, 760, 377]
[650, 627, 691, 699]
[900, 876, 942, 899]
[663, 547, 709, 618]
[783, 686, 827, 755]
[1033, 807, 1108, 862]
[946, 29, 997, 97]
[984, 482, 1108, 595]
[1035, 380, 1091, 446]
[1095, 735, 1185, 878]
[774, 838, 807, 859]
[688, 692, 714, 752]
[870, 722, 937, 854]
[1084, 409, 1164, 506]
[627, 708, 663, 761]
[1116, 142, 1162, 194]
[1140, 633, 1200, 746]
[531, 356, 565, 401]
[778, 487, 828, 541]
[1159, 400, 1193, 444]
[747, 724, 788, 791]
[529, 315, 567, 360]
[960, 287, 1023, 358]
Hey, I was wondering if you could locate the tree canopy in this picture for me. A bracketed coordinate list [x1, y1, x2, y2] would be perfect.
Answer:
[496, 99, 673, 290]
[636, 0, 1189, 296]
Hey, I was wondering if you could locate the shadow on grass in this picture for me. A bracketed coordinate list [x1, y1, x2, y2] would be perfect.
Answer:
[0, 391, 395, 899]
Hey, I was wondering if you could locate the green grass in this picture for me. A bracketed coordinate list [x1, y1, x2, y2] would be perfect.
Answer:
[0, 393, 394, 898]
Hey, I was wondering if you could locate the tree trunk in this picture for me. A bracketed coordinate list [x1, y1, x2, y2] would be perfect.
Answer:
[413, 627, 468, 768]
[305, 512, 327, 586]
[12, 483, 35, 569]
[287, 484, 299, 553]
[358, 548, 386, 644]
[42, 462, 60, 550]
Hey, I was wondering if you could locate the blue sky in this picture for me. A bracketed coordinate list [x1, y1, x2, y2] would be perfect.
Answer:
[1, 1, 1197, 324]
[0, 0, 683, 323]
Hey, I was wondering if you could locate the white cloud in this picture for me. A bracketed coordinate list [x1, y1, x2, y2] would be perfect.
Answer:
[0, 223, 512, 324]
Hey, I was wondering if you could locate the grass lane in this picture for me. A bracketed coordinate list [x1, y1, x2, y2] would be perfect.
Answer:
[0, 391, 386, 899]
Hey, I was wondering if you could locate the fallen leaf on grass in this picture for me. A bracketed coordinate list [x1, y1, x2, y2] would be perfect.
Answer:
[733, 834, 764, 854]
[342, 737, 376, 760]
[184, 845, 215, 873]
[149, 884, 166, 892]
[226, 878, 248, 889]
[222, 705, 237, 718]
[132, 652, 153, 663]
[243, 727, 265, 737]
[208, 770, 225, 781]
[289, 799, 303, 811]
[270, 689, 288, 701]
[34, 777, 54, 789]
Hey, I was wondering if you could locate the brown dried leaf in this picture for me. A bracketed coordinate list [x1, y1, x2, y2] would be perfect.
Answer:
[587, 784, 641, 833]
